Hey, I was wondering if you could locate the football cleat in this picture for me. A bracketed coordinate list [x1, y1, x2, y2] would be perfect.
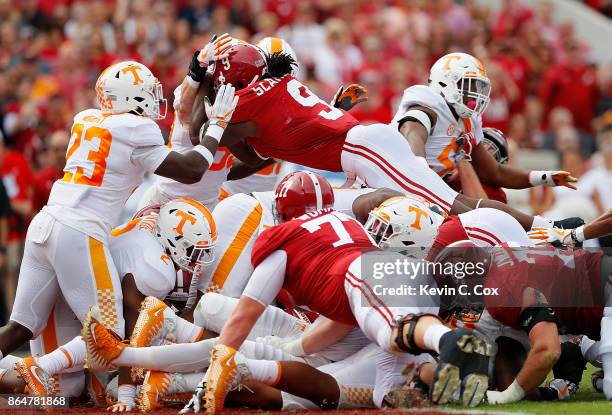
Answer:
[202, 345, 250, 414]
[137, 370, 173, 411]
[82, 306, 126, 371]
[130, 296, 177, 381]
[431, 329, 492, 407]
[14, 357, 56, 397]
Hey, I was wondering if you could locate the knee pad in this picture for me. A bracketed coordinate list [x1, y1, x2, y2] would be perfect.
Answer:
[390, 313, 440, 354]
[193, 293, 236, 332]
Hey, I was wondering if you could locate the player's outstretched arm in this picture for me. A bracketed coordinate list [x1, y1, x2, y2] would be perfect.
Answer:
[471, 144, 577, 190]
[397, 105, 438, 157]
[155, 83, 239, 184]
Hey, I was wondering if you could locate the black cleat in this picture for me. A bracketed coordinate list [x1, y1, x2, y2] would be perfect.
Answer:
[431, 329, 493, 407]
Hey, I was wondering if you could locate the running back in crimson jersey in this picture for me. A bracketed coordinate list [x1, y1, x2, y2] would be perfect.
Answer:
[251, 208, 379, 325]
[231, 75, 359, 172]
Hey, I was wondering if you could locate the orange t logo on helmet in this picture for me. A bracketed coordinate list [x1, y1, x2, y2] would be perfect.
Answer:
[174, 210, 196, 236]
[408, 205, 428, 230]
[121, 65, 144, 85]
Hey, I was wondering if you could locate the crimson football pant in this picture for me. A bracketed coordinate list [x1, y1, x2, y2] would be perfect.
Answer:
[341, 124, 458, 214]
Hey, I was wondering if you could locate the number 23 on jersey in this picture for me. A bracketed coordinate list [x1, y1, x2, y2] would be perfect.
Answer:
[63, 121, 112, 187]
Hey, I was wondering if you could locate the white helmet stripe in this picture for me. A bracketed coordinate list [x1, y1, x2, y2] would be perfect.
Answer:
[304, 171, 323, 209]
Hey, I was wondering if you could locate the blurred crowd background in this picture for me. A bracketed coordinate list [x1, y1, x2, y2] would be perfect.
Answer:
[0, 0, 610, 323]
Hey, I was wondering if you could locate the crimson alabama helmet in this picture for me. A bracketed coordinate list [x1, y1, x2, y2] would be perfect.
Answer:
[274, 170, 335, 223]
[211, 43, 267, 92]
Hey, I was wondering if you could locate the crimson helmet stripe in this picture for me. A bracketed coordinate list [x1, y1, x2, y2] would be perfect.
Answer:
[304, 171, 323, 210]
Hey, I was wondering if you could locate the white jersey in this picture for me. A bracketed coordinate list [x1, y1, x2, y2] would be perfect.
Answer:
[45, 109, 170, 241]
[391, 85, 484, 179]
[221, 162, 283, 197]
[154, 86, 232, 207]
[109, 219, 176, 299]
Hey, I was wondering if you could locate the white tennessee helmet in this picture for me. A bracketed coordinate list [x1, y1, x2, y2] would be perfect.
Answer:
[428, 52, 491, 119]
[256, 36, 298, 76]
[95, 60, 167, 120]
[155, 198, 217, 274]
[365, 196, 444, 258]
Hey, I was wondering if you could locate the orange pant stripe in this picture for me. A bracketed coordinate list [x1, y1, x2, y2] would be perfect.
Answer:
[88, 237, 117, 329]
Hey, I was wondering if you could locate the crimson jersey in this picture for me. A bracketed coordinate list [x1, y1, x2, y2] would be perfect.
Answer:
[485, 246, 604, 339]
[251, 208, 379, 325]
[431, 215, 469, 249]
[231, 75, 359, 172]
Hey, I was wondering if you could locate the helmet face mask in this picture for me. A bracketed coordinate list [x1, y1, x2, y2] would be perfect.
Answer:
[456, 76, 490, 117]
[482, 127, 509, 164]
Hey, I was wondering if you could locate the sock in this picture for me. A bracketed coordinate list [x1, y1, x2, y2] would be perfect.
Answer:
[0, 354, 20, 370]
[581, 336, 601, 366]
[338, 384, 374, 409]
[243, 358, 281, 386]
[240, 340, 302, 361]
[175, 317, 204, 343]
[115, 338, 216, 372]
[36, 336, 85, 375]
[423, 324, 450, 354]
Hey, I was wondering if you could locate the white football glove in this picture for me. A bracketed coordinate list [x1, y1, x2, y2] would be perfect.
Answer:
[179, 374, 206, 413]
[204, 83, 239, 130]
[527, 228, 574, 246]
[197, 33, 233, 67]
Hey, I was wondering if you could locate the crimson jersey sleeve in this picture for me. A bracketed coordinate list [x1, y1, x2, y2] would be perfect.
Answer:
[431, 215, 469, 249]
[251, 221, 296, 268]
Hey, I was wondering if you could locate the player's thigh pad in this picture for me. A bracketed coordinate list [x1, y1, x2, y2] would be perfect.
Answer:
[341, 124, 457, 213]
[10, 213, 61, 336]
[207, 193, 263, 295]
[52, 223, 124, 337]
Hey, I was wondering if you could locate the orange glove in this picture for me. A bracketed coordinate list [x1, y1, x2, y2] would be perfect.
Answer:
[331, 84, 368, 111]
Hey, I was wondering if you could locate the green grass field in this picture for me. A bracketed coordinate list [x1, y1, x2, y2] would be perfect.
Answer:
[475, 364, 610, 415]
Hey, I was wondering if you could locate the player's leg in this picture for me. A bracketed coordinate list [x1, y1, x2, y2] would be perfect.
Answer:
[206, 193, 263, 295]
[460, 208, 534, 246]
[53, 224, 124, 337]
[195, 292, 307, 339]
[342, 124, 458, 213]
[1, 213, 61, 356]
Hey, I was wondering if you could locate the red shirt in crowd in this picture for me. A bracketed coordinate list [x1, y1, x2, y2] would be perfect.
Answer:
[0, 150, 34, 242]
[32, 166, 63, 213]
[539, 63, 598, 131]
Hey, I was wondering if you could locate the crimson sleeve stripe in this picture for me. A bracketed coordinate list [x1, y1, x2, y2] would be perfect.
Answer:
[344, 277, 393, 328]
[343, 142, 453, 210]
[464, 226, 503, 245]
[342, 146, 451, 212]
[345, 271, 395, 323]
[466, 231, 496, 247]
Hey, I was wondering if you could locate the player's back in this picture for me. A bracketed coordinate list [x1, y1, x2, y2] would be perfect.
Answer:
[45, 108, 167, 240]
[252, 208, 379, 324]
[232, 75, 359, 172]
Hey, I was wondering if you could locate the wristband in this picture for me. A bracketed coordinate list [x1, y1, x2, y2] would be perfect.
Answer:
[204, 124, 226, 143]
[475, 198, 483, 209]
[185, 76, 200, 89]
[193, 145, 214, 166]
[529, 170, 554, 187]
[282, 338, 306, 357]
[117, 383, 136, 405]
[571, 225, 585, 243]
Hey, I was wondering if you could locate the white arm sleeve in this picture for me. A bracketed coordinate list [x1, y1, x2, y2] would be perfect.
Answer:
[242, 250, 287, 306]
[131, 145, 172, 173]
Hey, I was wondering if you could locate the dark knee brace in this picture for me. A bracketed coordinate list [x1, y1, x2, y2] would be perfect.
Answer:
[391, 313, 441, 354]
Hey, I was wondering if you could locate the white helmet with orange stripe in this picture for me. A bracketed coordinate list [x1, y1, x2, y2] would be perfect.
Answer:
[257, 37, 298, 76]
[155, 198, 217, 273]
[95, 60, 167, 120]
[365, 196, 444, 257]
[428, 52, 490, 118]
